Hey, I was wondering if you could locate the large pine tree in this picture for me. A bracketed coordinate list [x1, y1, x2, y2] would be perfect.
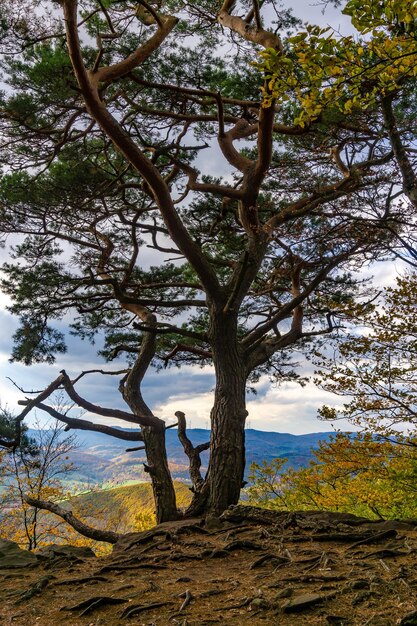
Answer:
[0, 0, 410, 521]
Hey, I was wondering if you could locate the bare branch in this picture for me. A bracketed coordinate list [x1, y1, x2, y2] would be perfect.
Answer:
[24, 496, 121, 544]
[17, 401, 144, 441]
[382, 95, 417, 207]
[1, 374, 66, 449]
[175, 411, 209, 492]
[59, 370, 158, 428]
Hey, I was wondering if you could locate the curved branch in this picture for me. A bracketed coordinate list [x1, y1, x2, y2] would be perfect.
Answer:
[169, 156, 243, 200]
[264, 174, 363, 232]
[218, 2, 283, 51]
[59, 370, 157, 427]
[163, 343, 212, 367]
[243, 252, 349, 368]
[63, 0, 221, 298]
[24, 496, 121, 544]
[382, 95, 417, 207]
[218, 119, 257, 172]
[92, 14, 178, 84]
[17, 400, 144, 441]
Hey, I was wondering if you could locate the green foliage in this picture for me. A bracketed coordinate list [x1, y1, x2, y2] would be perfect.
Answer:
[258, 0, 417, 124]
[11, 318, 66, 365]
[0, 407, 35, 451]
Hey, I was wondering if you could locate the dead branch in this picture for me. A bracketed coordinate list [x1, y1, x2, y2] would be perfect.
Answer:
[59, 369, 158, 428]
[1, 373, 66, 449]
[24, 496, 121, 544]
[175, 411, 209, 492]
[17, 400, 144, 441]
[179, 589, 193, 611]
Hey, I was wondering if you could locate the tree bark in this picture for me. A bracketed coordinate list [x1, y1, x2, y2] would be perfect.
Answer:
[186, 308, 248, 516]
[119, 308, 178, 524]
[24, 496, 121, 544]
[141, 424, 178, 523]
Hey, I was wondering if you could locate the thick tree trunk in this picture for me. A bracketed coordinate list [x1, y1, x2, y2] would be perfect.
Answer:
[186, 310, 247, 517]
[206, 365, 247, 515]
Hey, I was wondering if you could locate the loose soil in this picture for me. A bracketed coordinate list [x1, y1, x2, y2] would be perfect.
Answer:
[1, 506, 417, 625]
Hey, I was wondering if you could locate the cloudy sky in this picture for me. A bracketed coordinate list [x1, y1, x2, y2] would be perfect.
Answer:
[0, 261, 400, 434]
[0, 1, 398, 434]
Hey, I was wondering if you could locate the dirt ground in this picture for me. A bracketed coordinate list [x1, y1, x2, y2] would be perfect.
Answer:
[1, 506, 417, 625]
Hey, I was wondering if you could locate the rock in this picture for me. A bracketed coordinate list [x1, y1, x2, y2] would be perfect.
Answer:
[274, 587, 293, 599]
[37, 544, 96, 560]
[0, 539, 38, 569]
[250, 597, 269, 609]
[281, 591, 337, 613]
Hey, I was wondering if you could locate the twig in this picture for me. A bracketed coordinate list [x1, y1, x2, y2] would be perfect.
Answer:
[179, 589, 193, 611]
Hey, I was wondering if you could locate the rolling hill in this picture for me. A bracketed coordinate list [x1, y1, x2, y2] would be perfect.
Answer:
[27, 428, 336, 488]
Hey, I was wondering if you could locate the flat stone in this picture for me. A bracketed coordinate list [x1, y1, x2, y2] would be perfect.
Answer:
[37, 545, 96, 560]
[0, 539, 38, 569]
[275, 587, 293, 599]
[281, 591, 336, 613]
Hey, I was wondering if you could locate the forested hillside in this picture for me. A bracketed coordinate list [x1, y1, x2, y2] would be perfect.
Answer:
[27, 428, 334, 486]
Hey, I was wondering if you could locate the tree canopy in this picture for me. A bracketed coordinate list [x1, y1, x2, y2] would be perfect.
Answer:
[0, 0, 416, 523]
[314, 272, 417, 436]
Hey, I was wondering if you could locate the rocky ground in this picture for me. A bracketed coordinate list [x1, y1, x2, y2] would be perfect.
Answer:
[1, 506, 417, 625]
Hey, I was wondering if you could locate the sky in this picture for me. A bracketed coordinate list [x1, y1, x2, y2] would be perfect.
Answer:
[0, 0, 399, 435]
[0, 260, 400, 434]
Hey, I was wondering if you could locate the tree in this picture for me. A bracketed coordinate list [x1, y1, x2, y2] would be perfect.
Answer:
[314, 272, 417, 437]
[0, 0, 409, 522]
[0, 406, 37, 451]
[260, 0, 417, 210]
[247, 433, 417, 519]
[0, 419, 77, 550]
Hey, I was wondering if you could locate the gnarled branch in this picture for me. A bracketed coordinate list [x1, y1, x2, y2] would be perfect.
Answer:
[175, 411, 209, 492]
[24, 496, 121, 544]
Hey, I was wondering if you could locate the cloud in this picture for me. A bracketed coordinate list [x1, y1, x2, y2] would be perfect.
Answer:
[154, 374, 355, 435]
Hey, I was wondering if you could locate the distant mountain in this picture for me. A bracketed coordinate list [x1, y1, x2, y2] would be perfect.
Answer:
[28, 427, 335, 487]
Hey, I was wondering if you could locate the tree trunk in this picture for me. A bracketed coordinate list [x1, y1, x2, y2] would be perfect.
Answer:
[206, 378, 247, 514]
[120, 312, 178, 524]
[141, 424, 178, 523]
[186, 310, 247, 517]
